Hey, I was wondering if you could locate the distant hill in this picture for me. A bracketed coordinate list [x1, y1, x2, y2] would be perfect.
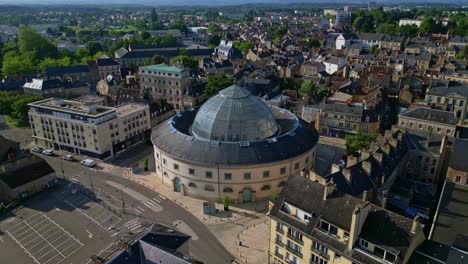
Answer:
[0, 0, 466, 6]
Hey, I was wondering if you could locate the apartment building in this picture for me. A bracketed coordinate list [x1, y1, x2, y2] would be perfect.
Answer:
[303, 102, 381, 137]
[425, 81, 468, 127]
[398, 107, 458, 137]
[28, 98, 150, 159]
[269, 175, 425, 264]
[139, 64, 201, 110]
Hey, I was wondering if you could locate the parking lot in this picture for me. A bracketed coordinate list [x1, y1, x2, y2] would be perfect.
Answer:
[6, 213, 83, 264]
[0, 183, 150, 264]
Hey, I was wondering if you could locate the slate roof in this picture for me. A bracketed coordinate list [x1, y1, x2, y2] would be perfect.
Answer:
[45, 65, 89, 77]
[357, 33, 385, 41]
[270, 175, 416, 264]
[431, 181, 468, 247]
[449, 138, 468, 172]
[96, 58, 120, 66]
[427, 81, 468, 98]
[0, 155, 55, 189]
[152, 107, 318, 166]
[399, 107, 458, 126]
[107, 223, 200, 264]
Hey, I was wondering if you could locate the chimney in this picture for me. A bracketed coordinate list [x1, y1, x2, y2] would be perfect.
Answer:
[348, 203, 370, 251]
[374, 152, 383, 165]
[343, 168, 352, 184]
[411, 215, 421, 234]
[382, 192, 388, 209]
[362, 190, 368, 202]
[362, 160, 372, 175]
[323, 181, 336, 200]
[440, 135, 448, 155]
[347, 155, 358, 167]
[331, 163, 341, 174]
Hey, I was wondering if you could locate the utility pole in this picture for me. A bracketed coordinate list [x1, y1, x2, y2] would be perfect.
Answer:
[121, 187, 125, 214]
[89, 173, 94, 194]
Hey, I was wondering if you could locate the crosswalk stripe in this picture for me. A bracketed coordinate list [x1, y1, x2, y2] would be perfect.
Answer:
[152, 197, 161, 203]
[123, 219, 138, 226]
[137, 206, 145, 211]
[130, 224, 141, 231]
[134, 208, 141, 214]
[158, 195, 166, 200]
[145, 200, 156, 206]
[143, 203, 152, 208]
[127, 222, 140, 229]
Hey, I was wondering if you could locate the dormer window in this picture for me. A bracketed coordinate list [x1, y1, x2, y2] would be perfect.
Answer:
[320, 220, 338, 237]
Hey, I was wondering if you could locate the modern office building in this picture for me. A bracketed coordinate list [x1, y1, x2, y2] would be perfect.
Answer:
[269, 175, 426, 264]
[28, 98, 151, 159]
[151, 85, 319, 202]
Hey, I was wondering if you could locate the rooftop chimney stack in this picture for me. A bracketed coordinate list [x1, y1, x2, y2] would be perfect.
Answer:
[362, 190, 368, 202]
[411, 215, 421, 234]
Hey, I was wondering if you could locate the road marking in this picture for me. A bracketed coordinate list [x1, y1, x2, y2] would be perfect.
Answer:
[0, 236, 4, 243]
[145, 200, 156, 206]
[134, 208, 141, 214]
[152, 197, 161, 203]
[106, 180, 163, 212]
[158, 194, 167, 200]
[85, 229, 93, 239]
[6, 230, 40, 264]
[130, 224, 141, 231]
[143, 203, 152, 208]
[23, 221, 65, 257]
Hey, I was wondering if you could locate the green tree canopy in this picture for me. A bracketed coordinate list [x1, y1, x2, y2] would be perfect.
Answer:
[204, 73, 234, 97]
[300, 81, 316, 96]
[345, 132, 378, 156]
[170, 55, 198, 69]
[233, 41, 255, 54]
[18, 25, 57, 61]
[38, 57, 72, 72]
[2, 51, 36, 77]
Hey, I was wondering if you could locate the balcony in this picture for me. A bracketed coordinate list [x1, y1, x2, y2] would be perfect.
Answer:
[276, 227, 284, 235]
[286, 246, 303, 258]
[274, 251, 284, 259]
[311, 248, 329, 260]
[275, 239, 284, 247]
[287, 233, 304, 245]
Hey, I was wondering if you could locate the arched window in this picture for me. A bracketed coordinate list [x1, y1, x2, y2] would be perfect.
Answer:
[261, 185, 271, 191]
[223, 187, 233, 193]
[278, 181, 286, 187]
[188, 182, 197, 188]
[205, 185, 215, 192]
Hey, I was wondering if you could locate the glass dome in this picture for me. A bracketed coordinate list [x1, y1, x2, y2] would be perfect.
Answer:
[190, 85, 279, 142]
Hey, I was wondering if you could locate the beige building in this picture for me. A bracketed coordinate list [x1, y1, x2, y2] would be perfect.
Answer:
[398, 107, 458, 137]
[269, 175, 426, 264]
[139, 64, 200, 110]
[28, 98, 151, 159]
[152, 85, 319, 202]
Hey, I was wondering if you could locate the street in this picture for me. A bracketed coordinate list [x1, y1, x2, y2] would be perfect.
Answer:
[1, 154, 234, 264]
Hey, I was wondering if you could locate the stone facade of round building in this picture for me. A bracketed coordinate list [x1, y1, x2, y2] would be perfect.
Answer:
[152, 85, 319, 203]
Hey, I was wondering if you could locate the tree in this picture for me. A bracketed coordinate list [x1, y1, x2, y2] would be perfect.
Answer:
[300, 81, 316, 96]
[208, 34, 221, 47]
[75, 47, 90, 61]
[315, 87, 332, 100]
[222, 196, 230, 211]
[86, 41, 103, 55]
[375, 23, 397, 35]
[233, 41, 255, 54]
[144, 158, 149, 171]
[145, 54, 166, 65]
[2, 51, 36, 77]
[204, 73, 234, 97]
[159, 35, 178, 45]
[419, 16, 435, 33]
[38, 57, 72, 72]
[151, 8, 158, 22]
[140, 31, 151, 40]
[345, 133, 378, 156]
[170, 55, 198, 69]
[308, 38, 321, 48]
[11, 96, 41, 121]
[280, 77, 302, 91]
[397, 24, 418, 37]
[18, 25, 57, 61]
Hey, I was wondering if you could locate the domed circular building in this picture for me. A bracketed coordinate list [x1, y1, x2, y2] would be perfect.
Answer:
[152, 85, 319, 202]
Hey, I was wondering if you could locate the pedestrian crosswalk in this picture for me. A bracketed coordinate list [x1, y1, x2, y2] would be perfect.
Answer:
[132, 197, 163, 214]
[142, 197, 162, 208]
[111, 218, 143, 237]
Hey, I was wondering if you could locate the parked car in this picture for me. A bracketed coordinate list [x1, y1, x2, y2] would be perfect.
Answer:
[42, 150, 54, 156]
[80, 159, 96, 167]
[32, 146, 43, 153]
[62, 155, 74, 161]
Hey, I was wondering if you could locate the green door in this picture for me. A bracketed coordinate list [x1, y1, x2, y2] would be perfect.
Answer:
[243, 188, 252, 202]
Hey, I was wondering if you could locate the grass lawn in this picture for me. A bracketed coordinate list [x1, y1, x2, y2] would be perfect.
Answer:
[5, 116, 30, 128]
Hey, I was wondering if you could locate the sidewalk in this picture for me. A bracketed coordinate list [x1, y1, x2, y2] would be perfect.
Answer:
[102, 161, 270, 264]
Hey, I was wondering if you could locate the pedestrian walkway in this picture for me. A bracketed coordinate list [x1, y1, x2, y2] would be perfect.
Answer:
[99, 160, 270, 264]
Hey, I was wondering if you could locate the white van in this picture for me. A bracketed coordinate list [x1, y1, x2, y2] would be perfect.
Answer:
[80, 159, 96, 167]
